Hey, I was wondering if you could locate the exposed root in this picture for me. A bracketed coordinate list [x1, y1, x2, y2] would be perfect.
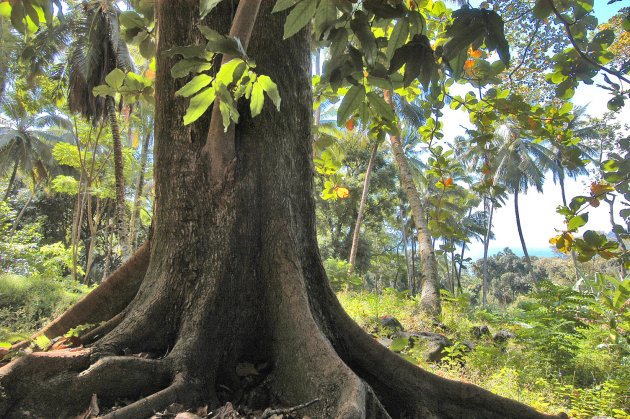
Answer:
[100, 373, 199, 419]
[0, 350, 177, 419]
[259, 398, 320, 419]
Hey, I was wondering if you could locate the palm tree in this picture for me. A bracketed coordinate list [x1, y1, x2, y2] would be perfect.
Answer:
[0, 96, 71, 201]
[0, 97, 71, 234]
[492, 120, 557, 283]
[385, 90, 441, 315]
[67, 0, 134, 257]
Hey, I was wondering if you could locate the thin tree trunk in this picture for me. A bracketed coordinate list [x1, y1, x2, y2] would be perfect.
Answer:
[106, 96, 128, 258]
[2, 160, 18, 202]
[514, 190, 536, 283]
[128, 130, 152, 252]
[102, 220, 114, 282]
[410, 233, 416, 296]
[9, 180, 41, 236]
[483, 198, 495, 307]
[456, 242, 465, 294]
[400, 208, 412, 292]
[348, 141, 379, 271]
[385, 90, 441, 315]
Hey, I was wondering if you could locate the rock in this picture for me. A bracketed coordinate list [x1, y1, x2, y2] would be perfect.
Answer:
[410, 331, 453, 362]
[366, 315, 404, 337]
[460, 340, 476, 352]
[470, 325, 490, 339]
[492, 329, 516, 343]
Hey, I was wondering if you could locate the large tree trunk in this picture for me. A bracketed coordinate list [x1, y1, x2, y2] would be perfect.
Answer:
[348, 141, 378, 271]
[0, 2, 565, 418]
[384, 91, 441, 316]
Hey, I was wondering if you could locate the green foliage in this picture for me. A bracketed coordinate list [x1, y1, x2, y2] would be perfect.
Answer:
[0, 273, 93, 343]
[339, 284, 630, 418]
[323, 258, 363, 291]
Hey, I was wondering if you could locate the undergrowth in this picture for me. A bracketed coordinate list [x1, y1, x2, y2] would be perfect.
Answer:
[0, 274, 93, 345]
[338, 288, 630, 419]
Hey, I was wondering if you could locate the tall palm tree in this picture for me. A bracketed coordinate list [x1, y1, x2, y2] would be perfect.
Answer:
[492, 120, 557, 283]
[67, 0, 134, 257]
[385, 90, 441, 315]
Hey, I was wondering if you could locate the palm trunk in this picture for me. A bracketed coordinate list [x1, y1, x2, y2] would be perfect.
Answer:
[348, 141, 379, 270]
[400, 208, 412, 291]
[128, 130, 152, 252]
[2, 160, 18, 202]
[483, 198, 495, 307]
[456, 242, 465, 294]
[106, 96, 128, 258]
[410, 233, 416, 296]
[514, 190, 536, 282]
[385, 90, 441, 315]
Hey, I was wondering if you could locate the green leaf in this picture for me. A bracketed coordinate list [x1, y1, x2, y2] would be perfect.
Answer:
[283, 0, 317, 39]
[163, 45, 212, 60]
[623, 15, 630, 32]
[367, 92, 395, 122]
[119, 11, 146, 29]
[336, 85, 365, 126]
[250, 81, 264, 117]
[567, 213, 588, 231]
[389, 336, 409, 352]
[92, 85, 117, 98]
[273, 0, 297, 13]
[105, 69, 126, 90]
[533, 0, 552, 19]
[350, 11, 377, 68]
[387, 18, 409, 62]
[216, 59, 247, 85]
[0, 3, 11, 19]
[171, 59, 213, 78]
[258, 75, 281, 110]
[183, 87, 216, 125]
[200, 0, 223, 19]
[176, 74, 214, 97]
[139, 37, 156, 59]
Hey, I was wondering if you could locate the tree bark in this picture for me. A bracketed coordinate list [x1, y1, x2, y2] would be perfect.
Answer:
[514, 190, 536, 283]
[384, 90, 441, 316]
[8, 179, 41, 236]
[348, 141, 378, 271]
[0, 3, 565, 419]
[106, 96, 129, 258]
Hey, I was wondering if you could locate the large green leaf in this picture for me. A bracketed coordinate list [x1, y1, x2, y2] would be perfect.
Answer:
[183, 87, 216, 125]
[200, 0, 223, 19]
[105, 69, 126, 90]
[176, 74, 214, 97]
[283, 0, 317, 39]
[250, 81, 265, 117]
[336, 85, 365, 126]
[387, 18, 409, 62]
[257, 75, 281, 110]
[350, 11, 377, 68]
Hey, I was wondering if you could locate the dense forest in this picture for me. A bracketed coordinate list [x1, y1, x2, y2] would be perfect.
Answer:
[0, 0, 629, 417]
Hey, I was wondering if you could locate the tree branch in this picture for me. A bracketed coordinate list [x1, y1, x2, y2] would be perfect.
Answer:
[546, 0, 630, 84]
[203, 0, 262, 183]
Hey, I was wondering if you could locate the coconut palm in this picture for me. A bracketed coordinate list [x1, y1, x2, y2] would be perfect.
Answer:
[492, 120, 558, 283]
[0, 96, 72, 201]
[67, 0, 134, 256]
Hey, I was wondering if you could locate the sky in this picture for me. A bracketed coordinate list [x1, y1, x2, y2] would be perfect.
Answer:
[449, 1, 629, 261]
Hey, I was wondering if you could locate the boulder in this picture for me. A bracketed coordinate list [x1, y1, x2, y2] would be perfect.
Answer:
[470, 325, 490, 339]
[410, 331, 453, 362]
[492, 329, 516, 343]
[366, 315, 404, 337]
